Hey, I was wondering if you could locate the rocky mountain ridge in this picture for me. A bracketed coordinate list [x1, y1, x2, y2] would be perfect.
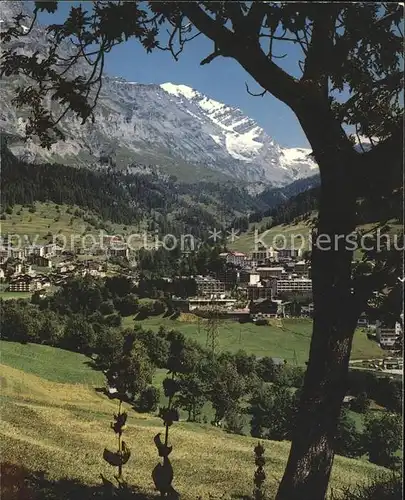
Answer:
[0, 1, 318, 186]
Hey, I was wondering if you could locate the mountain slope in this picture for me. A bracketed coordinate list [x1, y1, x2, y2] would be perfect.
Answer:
[0, 1, 318, 186]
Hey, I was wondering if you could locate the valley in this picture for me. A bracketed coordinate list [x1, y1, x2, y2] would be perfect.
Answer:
[0, 2, 403, 500]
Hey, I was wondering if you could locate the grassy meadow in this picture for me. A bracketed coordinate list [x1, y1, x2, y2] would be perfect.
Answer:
[124, 316, 385, 364]
[228, 217, 403, 258]
[0, 291, 33, 301]
[0, 341, 390, 500]
[0, 202, 146, 248]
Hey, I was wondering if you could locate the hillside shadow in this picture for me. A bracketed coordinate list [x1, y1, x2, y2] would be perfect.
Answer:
[1, 462, 158, 500]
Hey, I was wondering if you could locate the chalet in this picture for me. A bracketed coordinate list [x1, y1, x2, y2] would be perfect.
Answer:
[8, 276, 45, 292]
[342, 395, 356, 406]
[8, 247, 25, 260]
[29, 255, 53, 268]
[44, 243, 59, 256]
[357, 313, 369, 327]
[109, 247, 129, 259]
[0, 247, 9, 264]
[171, 298, 190, 312]
[273, 300, 293, 317]
[24, 245, 45, 258]
[226, 307, 250, 321]
[249, 298, 279, 318]
[301, 303, 314, 317]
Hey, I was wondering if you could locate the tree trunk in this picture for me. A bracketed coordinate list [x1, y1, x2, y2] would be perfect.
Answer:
[276, 111, 361, 500]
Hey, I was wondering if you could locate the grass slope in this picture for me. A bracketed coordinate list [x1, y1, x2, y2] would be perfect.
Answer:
[0, 342, 387, 499]
[0, 341, 104, 385]
[229, 218, 403, 256]
[0, 202, 145, 248]
[124, 317, 385, 364]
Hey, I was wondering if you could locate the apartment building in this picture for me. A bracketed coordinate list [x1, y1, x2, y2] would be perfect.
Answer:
[256, 267, 285, 279]
[195, 277, 225, 296]
[294, 261, 309, 277]
[277, 248, 303, 260]
[24, 245, 46, 258]
[219, 251, 247, 267]
[275, 278, 312, 294]
[249, 247, 279, 263]
[247, 283, 273, 301]
[8, 277, 44, 292]
[109, 247, 130, 259]
[376, 321, 403, 348]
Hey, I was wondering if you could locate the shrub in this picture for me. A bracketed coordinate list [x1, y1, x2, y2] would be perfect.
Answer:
[137, 386, 160, 413]
[363, 412, 402, 467]
[332, 473, 402, 500]
[104, 313, 122, 327]
[224, 409, 245, 435]
[335, 409, 363, 458]
[350, 392, 371, 413]
[100, 300, 115, 315]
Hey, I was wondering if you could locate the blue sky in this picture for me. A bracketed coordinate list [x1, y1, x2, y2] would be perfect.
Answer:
[36, 2, 310, 148]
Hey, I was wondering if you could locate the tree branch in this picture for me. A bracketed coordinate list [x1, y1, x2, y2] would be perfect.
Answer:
[200, 49, 222, 66]
[180, 3, 300, 107]
[245, 83, 267, 97]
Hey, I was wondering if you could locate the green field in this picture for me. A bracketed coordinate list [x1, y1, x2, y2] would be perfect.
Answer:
[0, 291, 33, 300]
[124, 316, 385, 364]
[229, 219, 313, 253]
[0, 342, 388, 499]
[0, 341, 105, 385]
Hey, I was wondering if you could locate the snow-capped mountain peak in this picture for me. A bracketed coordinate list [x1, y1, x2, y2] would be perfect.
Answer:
[160, 82, 199, 100]
[0, 4, 318, 185]
[159, 82, 317, 181]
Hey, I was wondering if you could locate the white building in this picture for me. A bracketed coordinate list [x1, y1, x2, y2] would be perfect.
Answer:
[219, 251, 247, 267]
[195, 276, 225, 296]
[276, 278, 312, 294]
[376, 321, 403, 348]
[24, 245, 45, 258]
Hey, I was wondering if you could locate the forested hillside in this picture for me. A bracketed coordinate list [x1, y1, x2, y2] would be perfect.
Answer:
[0, 145, 267, 239]
[246, 181, 403, 232]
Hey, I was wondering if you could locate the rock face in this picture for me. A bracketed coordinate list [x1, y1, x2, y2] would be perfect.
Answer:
[0, 1, 318, 185]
